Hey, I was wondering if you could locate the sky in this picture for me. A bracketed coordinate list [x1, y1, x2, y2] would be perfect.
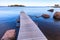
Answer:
[0, 0, 60, 6]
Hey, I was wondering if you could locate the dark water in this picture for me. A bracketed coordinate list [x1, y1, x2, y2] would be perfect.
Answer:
[30, 16, 60, 40]
[0, 6, 21, 39]
[0, 6, 60, 40]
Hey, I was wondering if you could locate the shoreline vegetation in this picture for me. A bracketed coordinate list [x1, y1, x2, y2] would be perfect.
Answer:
[51, 4, 60, 8]
[8, 4, 25, 7]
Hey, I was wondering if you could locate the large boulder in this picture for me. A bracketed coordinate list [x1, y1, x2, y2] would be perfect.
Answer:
[1, 29, 16, 40]
[42, 14, 50, 18]
[48, 9, 54, 12]
[53, 12, 60, 20]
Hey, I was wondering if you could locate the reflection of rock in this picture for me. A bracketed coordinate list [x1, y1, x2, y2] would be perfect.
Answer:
[35, 16, 41, 18]
[17, 18, 20, 23]
[53, 12, 60, 20]
[1, 29, 16, 40]
[48, 9, 54, 12]
[16, 17, 20, 27]
[42, 14, 50, 18]
[16, 23, 20, 27]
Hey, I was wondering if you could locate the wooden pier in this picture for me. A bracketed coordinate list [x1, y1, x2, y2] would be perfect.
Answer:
[17, 12, 48, 40]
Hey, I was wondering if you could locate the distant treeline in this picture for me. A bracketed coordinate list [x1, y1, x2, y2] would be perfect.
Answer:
[8, 4, 25, 7]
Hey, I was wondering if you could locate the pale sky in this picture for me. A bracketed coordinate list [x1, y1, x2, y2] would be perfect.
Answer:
[0, 0, 60, 6]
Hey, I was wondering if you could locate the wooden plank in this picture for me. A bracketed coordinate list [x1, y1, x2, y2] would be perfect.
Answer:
[17, 12, 48, 40]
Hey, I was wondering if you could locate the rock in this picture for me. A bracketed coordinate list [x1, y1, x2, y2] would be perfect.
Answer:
[42, 14, 50, 18]
[48, 9, 54, 12]
[53, 12, 60, 20]
[1, 29, 16, 40]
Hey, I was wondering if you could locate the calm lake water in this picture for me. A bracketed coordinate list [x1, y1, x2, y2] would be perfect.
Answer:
[0, 6, 60, 40]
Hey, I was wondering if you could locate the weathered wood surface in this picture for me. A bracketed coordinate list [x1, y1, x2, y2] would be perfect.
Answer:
[17, 12, 48, 40]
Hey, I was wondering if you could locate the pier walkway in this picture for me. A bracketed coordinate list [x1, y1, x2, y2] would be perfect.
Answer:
[17, 12, 48, 40]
